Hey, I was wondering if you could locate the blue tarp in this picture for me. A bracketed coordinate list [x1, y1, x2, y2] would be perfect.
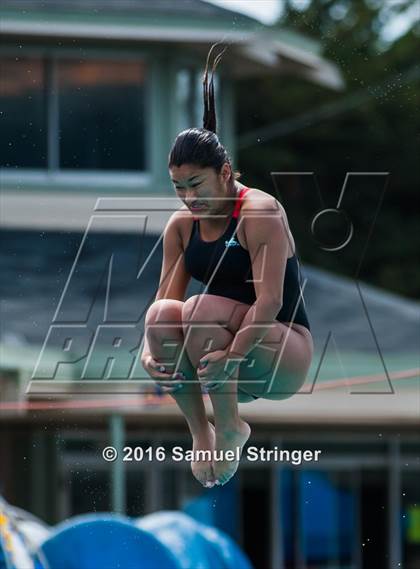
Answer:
[38, 511, 253, 569]
[40, 514, 181, 569]
[137, 511, 252, 569]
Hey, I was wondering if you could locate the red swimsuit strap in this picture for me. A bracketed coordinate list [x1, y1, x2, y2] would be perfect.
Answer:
[192, 186, 250, 221]
[232, 186, 250, 219]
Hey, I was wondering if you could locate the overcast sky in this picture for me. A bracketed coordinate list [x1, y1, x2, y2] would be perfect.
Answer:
[208, 0, 282, 24]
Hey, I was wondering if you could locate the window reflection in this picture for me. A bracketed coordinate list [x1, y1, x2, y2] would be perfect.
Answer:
[58, 59, 147, 170]
[0, 57, 47, 168]
[175, 69, 195, 132]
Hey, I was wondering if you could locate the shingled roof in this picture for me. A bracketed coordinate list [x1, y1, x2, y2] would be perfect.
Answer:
[1, 229, 418, 356]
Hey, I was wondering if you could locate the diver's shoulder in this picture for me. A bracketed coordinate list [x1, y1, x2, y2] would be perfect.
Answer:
[242, 186, 282, 213]
[168, 205, 193, 223]
[164, 205, 193, 239]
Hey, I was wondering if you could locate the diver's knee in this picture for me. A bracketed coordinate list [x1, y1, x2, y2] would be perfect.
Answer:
[145, 299, 183, 326]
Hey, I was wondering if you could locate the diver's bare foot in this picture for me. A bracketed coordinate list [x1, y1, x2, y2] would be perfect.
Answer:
[191, 422, 216, 488]
[214, 419, 251, 486]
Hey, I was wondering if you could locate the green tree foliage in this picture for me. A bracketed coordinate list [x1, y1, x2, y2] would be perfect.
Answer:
[235, 0, 420, 298]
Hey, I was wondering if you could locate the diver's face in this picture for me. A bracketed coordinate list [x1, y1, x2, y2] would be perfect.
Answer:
[169, 163, 232, 215]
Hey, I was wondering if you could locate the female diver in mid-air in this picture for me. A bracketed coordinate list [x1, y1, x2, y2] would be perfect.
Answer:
[141, 44, 313, 488]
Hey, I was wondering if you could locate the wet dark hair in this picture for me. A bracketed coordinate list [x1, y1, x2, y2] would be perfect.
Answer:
[168, 43, 241, 188]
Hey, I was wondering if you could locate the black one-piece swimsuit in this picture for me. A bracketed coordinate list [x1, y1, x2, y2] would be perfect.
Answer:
[184, 186, 311, 332]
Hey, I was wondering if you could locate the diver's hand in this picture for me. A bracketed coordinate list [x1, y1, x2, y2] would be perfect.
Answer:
[197, 349, 242, 392]
[141, 353, 185, 392]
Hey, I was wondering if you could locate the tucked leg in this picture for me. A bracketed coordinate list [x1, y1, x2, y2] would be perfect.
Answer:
[182, 294, 251, 485]
[144, 299, 215, 486]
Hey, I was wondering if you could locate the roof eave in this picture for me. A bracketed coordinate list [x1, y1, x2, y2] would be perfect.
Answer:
[1, 17, 344, 90]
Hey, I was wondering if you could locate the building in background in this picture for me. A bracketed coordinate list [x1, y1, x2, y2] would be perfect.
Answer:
[1, 0, 342, 231]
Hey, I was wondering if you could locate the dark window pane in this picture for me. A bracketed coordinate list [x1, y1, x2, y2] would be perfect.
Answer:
[126, 471, 147, 517]
[58, 59, 147, 170]
[0, 56, 47, 168]
[69, 469, 110, 515]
